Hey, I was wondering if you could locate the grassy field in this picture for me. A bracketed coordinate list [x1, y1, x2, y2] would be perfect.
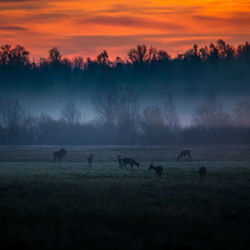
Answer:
[0, 145, 250, 250]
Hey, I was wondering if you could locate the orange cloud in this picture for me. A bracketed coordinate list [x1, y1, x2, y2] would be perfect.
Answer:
[0, 0, 249, 59]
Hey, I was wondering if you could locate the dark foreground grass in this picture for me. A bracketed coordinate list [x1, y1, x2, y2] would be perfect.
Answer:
[0, 146, 250, 250]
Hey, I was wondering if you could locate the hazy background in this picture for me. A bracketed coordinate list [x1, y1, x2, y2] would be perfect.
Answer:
[0, 40, 250, 144]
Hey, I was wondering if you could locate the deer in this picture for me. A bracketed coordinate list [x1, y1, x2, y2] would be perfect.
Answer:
[87, 154, 94, 168]
[177, 150, 192, 161]
[53, 148, 66, 162]
[117, 155, 123, 169]
[199, 166, 207, 177]
[122, 157, 140, 170]
[149, 163, 163, 177]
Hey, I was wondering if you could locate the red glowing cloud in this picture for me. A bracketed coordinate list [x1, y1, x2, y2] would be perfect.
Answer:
[0, 0, 249, 59]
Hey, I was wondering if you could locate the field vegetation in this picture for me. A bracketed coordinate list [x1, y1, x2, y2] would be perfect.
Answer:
[0, 145, 250, 250]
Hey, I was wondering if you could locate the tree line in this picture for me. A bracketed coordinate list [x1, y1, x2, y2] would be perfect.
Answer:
[0, 39, 250, 144]
[0, 40, 250, 96]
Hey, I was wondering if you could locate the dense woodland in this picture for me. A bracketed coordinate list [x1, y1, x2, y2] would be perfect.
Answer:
[0, 40, 250, 145]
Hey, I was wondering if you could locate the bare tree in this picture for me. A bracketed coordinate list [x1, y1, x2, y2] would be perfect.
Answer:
[92, 75, 119, 143]
[192, 89, 232, 127]
[141, 105, 167, 143]
[142, 106, 165, 126]
[127, 45, 157, 64]
[0, 99, 24, 143]
[128, 45, 148, 64]
[92, 69, 119, 128]
[61, 101, 81, 125]
[157, 50, 170, 61]
[164, 92, 180, 132]
[97, 50, 109, 65]
[92, 68, 139, 143]
[233, 98, 250, 127]
[49, 47, 62, 64]
[0, 99, 23, 129]
[127, 45, 170, 65]
[0, 44, 30, 66]
[72, 56, 85, 70]
[116, 85, 139, 144]
[192, 89, 222, 127]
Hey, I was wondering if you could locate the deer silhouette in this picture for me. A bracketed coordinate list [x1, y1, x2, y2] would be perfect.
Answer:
[177, 150, 192, 161]
[87, 154, 94, 168]
[117, 155, 123, 169]
[53, 148, 66, 162]
[122, 157, 139, 170]
[199, 166, 206, 177]
[149, 163, 163, 177]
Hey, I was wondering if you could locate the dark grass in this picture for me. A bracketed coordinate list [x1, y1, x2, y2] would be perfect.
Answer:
[0, 145, 250, 250]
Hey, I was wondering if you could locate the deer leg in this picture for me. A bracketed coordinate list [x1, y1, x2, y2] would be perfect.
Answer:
[131, 163, 135, 173]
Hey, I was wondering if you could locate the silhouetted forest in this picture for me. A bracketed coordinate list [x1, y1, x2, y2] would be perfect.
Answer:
[1, 40, 250, 95]
[0, 40, 250, 145]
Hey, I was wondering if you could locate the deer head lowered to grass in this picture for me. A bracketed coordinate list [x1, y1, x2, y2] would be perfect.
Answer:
[53, 148, 66, 162]
[122, 157, 140, 170]
[149, 163, 163, 177]
[177, 150, 192, 161]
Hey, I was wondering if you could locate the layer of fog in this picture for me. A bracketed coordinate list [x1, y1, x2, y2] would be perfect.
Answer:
[13, 90, 246, 127]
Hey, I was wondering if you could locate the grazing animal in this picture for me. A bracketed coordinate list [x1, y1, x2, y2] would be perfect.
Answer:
[117, 155, 123, 169]
[199, 166, 207, 177]
[87, 154, 94, 168]
[149, 163, 163, 177]
[177, 150, 192, 161]
[122, 157, 140, 170]
[53, 148, 66, 162]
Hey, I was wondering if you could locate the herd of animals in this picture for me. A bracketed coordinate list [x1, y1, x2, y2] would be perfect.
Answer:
[53, 148, 207, 178]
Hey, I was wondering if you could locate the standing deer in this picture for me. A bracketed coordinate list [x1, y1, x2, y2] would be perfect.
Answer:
[53, 148, 66, 162]
[149, 163, 163, 177]
[87, 154, 94, 168]
[117, 155, 123, 169]
[177, 150, 192, 161]
[122, 157, 140, 170]
[199, 166, 207, 177]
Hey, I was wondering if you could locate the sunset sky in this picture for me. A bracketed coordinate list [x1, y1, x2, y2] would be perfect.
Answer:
[0, 0, 250, 59]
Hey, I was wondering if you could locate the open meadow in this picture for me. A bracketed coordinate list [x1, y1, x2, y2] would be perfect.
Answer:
[0, 145, 250, 250]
